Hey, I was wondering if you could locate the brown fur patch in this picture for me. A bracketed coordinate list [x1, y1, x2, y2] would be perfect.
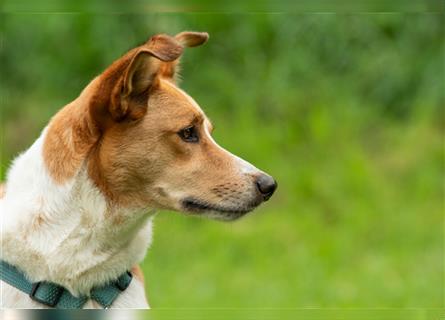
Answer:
[43, 96, 100, 184]
[131, 265, 145, 284]
[31, 214, 45, 229]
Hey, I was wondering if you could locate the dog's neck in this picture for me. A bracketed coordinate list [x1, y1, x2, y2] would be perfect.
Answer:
[1, 82, 155, 296]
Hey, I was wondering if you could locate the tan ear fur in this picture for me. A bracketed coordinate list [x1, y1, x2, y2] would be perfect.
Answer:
[158, 31, 209, 81]
[175, 31, 209, 47]
[94, 34, 183, 123]
[122, 50, 161, 97]
[123, 34, 184, 96]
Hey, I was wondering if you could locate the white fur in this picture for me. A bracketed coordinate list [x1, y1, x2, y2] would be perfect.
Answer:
[1, 129, 154, 308]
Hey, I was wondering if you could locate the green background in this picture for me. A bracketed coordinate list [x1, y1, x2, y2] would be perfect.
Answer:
[1, 6, 443, 311]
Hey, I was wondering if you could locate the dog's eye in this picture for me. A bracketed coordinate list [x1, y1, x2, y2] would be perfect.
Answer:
[178, 126, 199, 143]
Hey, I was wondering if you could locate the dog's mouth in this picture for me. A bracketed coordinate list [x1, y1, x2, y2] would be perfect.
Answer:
[181, 197, 260, 221]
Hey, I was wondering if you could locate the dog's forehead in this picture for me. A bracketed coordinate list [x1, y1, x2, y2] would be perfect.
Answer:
[159, 79, 209, 124]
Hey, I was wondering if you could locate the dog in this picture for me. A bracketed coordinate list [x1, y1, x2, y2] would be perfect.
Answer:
[0, 31, 277, 309]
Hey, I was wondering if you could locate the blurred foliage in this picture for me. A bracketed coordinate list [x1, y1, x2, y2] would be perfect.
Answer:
[1, 8, 444, 309]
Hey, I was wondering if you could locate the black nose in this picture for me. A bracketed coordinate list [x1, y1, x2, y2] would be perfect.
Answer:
[255, 174, 277, 201]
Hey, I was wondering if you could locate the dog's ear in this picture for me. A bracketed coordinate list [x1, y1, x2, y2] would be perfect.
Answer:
[175, 31, 209, 47]
[158, 31, 209, 80]
[104, 34, 183, 122]
[122, 35, 184, 96]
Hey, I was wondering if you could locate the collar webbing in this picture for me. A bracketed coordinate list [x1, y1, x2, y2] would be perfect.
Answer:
[0, 260, 132, 309]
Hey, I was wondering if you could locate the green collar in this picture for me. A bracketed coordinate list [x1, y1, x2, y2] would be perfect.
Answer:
[0, 260, 132, 309]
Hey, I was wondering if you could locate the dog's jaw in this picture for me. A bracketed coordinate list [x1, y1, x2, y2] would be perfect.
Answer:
[181, 197, 263, 221]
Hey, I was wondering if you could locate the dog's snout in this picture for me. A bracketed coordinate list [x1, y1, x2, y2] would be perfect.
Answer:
[255, 174, 277, 201]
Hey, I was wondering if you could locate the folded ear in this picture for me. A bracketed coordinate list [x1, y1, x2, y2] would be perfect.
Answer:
[122, 35, 183, 97]
[106, 35, 183, 121]
[175, 31, 209, 47]
[121, 50, 161, 97]
[91, 33, 206, 127]
[158, 31, 209, 80]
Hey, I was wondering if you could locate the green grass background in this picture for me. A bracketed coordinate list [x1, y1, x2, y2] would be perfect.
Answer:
[1, 6, 443, 310]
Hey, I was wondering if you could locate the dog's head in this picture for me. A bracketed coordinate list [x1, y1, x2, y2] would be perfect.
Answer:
[86, 32, 276, 221]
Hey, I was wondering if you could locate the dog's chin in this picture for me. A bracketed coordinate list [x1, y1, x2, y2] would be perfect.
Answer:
[181, 197, 260, 221]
